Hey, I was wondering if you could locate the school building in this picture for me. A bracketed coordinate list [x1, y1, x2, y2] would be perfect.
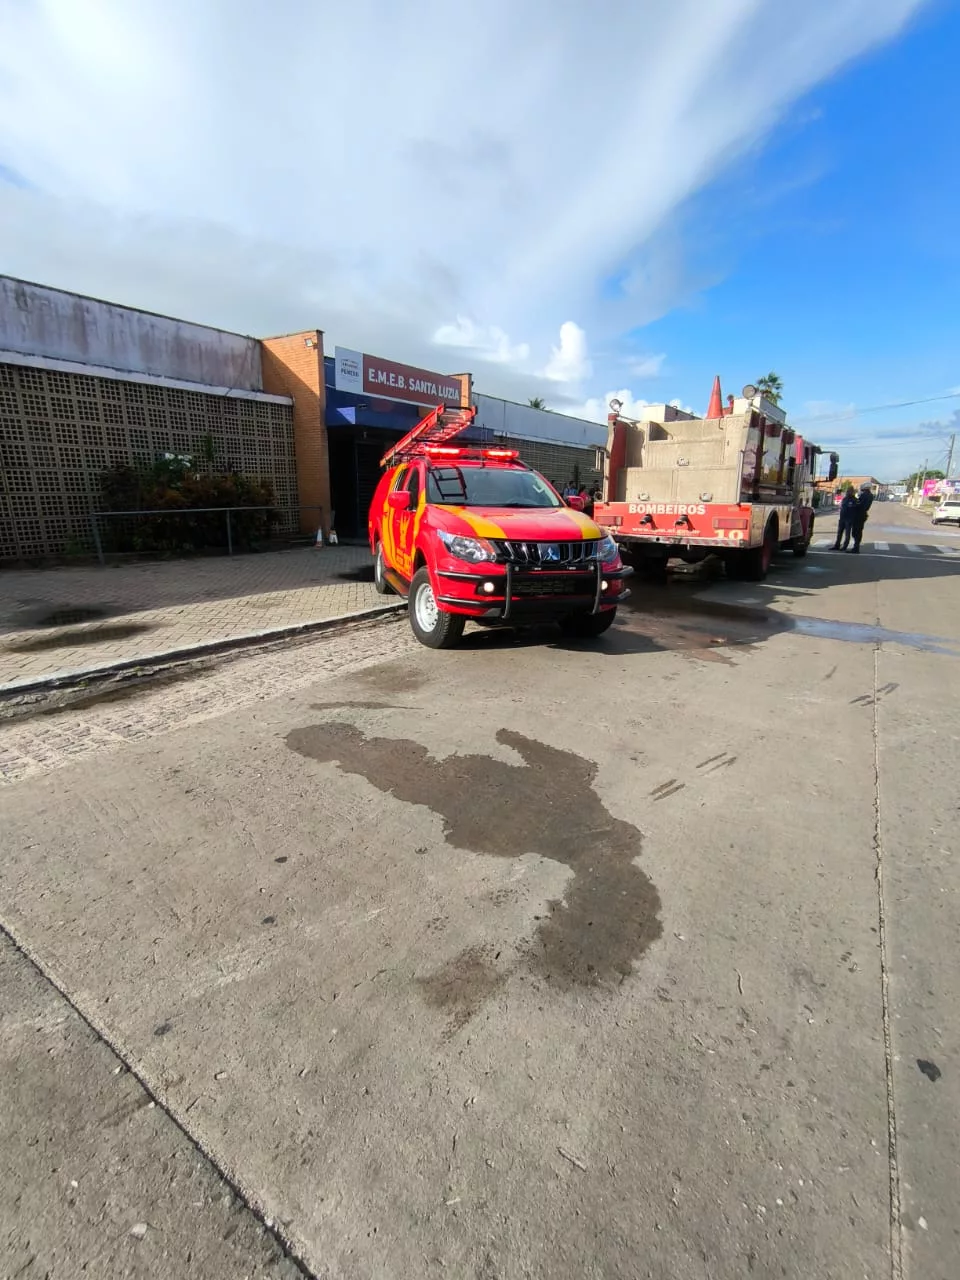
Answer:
[0, 275, 605, 558]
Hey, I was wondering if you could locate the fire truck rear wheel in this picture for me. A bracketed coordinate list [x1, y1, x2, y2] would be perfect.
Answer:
[409, 568, 466, 649]
[373, 543, 392, 594]
[731, 520, 777, 581]
[559, 608, 617, 638]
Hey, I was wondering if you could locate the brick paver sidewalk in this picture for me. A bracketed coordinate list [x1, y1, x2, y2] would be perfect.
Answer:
[0, 546, 399, 690]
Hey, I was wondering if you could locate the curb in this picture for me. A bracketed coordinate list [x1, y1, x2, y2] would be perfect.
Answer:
[0, 601, 406, 699]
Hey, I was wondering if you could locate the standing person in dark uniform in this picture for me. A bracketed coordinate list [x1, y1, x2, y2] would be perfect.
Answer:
[832, 485, 857, 551]
[850, 483, 875, 553]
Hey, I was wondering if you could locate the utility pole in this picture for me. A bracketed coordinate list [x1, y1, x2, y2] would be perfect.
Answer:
[917, 457, 928, 507]
[947, 433, 956, 479]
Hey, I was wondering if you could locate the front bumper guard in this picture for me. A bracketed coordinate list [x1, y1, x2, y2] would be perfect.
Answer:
[436, 561, 633, 620]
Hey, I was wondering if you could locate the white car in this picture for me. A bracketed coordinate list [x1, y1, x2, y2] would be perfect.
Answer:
[932, 497, 960, 525]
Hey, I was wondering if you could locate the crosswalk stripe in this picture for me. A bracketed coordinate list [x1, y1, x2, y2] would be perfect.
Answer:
[814, 538, 833, 548]
[906, 544, 927, 554]
[873, 541, 890, 551]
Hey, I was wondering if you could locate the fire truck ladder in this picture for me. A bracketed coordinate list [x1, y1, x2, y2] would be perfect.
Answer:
[379, 403, 478, 468]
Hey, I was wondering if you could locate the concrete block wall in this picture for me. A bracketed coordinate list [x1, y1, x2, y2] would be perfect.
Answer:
[497, 436, 602, 493]
[260, 332, 329, 535]
[0, 360, 296, 560]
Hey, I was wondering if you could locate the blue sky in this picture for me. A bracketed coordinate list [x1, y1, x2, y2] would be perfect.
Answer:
[0, 0, 951, 480]
[628, 0, 960, 479]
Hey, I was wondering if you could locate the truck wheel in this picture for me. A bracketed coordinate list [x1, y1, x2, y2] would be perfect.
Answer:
[559, 609, 617, 639]
[792, 517, 814, 557]
[732, 520, 777, 581]
[373, 544, 392, 594]
[408, 568, 465, 649]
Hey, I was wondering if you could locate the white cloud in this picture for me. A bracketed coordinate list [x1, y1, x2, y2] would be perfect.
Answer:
[544, 322, 591, 383]
[433, 316, 530, 365]
[628, 353, 667, 379]
[568, 390, 653, 425]
[0, 0, 925, 402]
[799, 399, 858, 422]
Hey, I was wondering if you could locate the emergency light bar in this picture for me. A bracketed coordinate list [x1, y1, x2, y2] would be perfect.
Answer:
[424, 446, 520, 461]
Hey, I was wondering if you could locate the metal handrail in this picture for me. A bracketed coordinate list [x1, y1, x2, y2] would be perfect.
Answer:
[89, 504, 325, 565]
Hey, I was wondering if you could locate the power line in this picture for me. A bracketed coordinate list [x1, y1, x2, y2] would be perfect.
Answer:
[819, 435, 949, 451]
[794, 390, 960, 427]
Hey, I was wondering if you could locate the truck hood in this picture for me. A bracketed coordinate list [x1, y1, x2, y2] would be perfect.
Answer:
[431, 504, 602, 542]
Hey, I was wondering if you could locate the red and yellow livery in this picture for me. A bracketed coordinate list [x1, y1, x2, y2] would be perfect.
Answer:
[368, 404, 631, 648]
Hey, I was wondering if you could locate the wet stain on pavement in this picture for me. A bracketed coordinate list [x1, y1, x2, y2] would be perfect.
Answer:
[4, 622, 156, 653]
[616, 583, 960, 658]
[35, 606, 110, 628]
[917, 1058, 942, 1082]
[354, 662, 426, 694]
[418, 944, 508, 1038]
[285, 724, 662, 1010]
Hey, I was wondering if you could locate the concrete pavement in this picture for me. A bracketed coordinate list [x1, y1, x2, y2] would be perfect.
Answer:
[0, 545, 397, 692]
[1, 498, 958, 1278]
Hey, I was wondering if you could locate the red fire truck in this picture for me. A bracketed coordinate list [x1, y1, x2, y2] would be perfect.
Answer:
[368, 402, 631, 648]
[594, 378, 839, 581]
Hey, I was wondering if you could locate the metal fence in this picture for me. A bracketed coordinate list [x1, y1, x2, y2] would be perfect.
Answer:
[79, 504, 326, 565]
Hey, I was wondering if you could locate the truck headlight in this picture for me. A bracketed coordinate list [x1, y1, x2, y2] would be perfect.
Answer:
[597, 534, 619, 563]
[438, 530, 495, 563]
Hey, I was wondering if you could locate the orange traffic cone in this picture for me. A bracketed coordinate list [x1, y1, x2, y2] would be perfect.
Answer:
[705, 375, 723, 420]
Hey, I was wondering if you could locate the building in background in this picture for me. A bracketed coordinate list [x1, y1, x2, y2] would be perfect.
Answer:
[1, 275, 609, 558]
[0, 277, 301, 560]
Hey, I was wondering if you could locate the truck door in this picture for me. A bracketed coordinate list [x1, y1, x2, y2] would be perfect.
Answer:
[393, 462, 424, 580]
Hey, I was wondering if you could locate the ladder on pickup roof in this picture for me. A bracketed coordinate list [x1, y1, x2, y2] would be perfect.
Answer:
[380, 403, 478, 468]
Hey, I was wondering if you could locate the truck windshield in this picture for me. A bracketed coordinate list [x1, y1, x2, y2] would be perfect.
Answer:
[427, 466, 562, 508]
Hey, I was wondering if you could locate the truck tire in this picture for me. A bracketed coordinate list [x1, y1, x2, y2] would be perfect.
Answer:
[408, 568, 466, 649]
[792, 516, 814, 557]
[730, 520, 777, 582]
[373, 543, 392, 594]
[559, 608, 617, 639]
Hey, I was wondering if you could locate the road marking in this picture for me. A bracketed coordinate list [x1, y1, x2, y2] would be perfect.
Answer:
[873, 541, 890, 552]
[814, 538, 834, 549]
[906, 545, 927, 555]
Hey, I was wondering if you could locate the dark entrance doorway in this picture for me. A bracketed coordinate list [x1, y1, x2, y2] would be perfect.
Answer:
[328, 426, 405, 541]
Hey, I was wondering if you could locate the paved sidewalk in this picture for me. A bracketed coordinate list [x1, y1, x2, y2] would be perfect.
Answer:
[0, 546, 397, 690]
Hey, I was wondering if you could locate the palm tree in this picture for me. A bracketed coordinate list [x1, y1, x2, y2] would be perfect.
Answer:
[756, 372, 784, 406]
[528, 397, 546, 410]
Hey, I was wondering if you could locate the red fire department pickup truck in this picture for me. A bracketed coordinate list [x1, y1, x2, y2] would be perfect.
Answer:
[368, 403, 631, 648]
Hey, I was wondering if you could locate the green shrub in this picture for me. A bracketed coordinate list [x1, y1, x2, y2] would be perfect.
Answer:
[98, 455, 279, 556]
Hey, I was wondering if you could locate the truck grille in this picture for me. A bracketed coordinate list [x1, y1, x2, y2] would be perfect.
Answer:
[490, 539, 599, 566]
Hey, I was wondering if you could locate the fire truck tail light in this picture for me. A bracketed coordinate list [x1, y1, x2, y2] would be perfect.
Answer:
[713, 516, 749, 531]
[425, 446, 467, 457]
[483, 448, 519, 460]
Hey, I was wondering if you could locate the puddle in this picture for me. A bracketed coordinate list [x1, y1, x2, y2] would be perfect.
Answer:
[788, 616, 958, 654]
[286, 724, 663, 1025]
[616, 583, 959, 657]
[4, 623, 156, 653]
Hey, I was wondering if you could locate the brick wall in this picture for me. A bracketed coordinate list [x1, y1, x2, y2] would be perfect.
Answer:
[0, 361, 296, 561]
[260, 331, 329, 535]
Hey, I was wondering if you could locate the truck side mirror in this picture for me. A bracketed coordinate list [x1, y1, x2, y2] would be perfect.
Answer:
[387, 490, 410, 511]
[828, 453, 839, 482]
